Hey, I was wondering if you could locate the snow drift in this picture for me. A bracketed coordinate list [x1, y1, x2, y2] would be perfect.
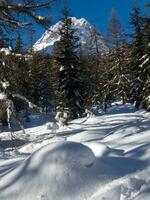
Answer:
[0, 104, 149, 200]
[0, 142, 112, 200]
[0, 141, 146, 200]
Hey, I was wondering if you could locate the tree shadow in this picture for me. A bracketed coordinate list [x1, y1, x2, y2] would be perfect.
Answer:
[0, 139, 27, 149]
[124, 143, 150, 161]
[94, 156, 148, 177]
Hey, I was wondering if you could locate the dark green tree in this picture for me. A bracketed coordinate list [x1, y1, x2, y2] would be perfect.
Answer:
[54, 7, 85, 120]
[130, 6, 145, 108]
[140, 10, 150, 109]
[28, 52, 53, 111]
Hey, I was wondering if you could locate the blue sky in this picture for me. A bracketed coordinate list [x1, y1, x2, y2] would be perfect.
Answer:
[31, 0, 149, 44]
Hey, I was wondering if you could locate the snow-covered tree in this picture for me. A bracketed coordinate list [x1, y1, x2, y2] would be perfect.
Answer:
[104, 10, 131, 104]
[130, 6, 145, 108]
[0, 0, 59, 127]
[139, 11, 150, 109]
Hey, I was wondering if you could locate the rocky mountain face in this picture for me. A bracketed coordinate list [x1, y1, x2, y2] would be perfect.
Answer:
[33, 17, 108, 54]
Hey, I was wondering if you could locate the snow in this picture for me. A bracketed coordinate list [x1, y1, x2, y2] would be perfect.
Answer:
[46, 122, 59, 131]
[0, 80, 10, 89]
[0, 47, 12, 55]
[37, 15, 45, 20]
[140, 56, 149, 68]
[83, 142, 124, 158]
[59, 65, 65, 71]
[0, 93, 7, 100]
[0, 142, 114, 200]
[0, 103, 150, 199]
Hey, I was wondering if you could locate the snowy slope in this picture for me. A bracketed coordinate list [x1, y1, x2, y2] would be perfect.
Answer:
[33, 17, 108, 53]
[0, 104, 150, 200]
[0, 142, 119, 200]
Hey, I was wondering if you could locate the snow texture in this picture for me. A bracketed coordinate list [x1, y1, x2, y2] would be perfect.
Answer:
[0, 103, 150, 200]
[0, 93, 7, 100]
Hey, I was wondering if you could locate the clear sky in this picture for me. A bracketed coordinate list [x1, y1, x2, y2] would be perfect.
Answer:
[31, 0, 149, 44]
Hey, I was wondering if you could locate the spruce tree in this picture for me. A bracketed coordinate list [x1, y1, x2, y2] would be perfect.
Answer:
[105, 9, 131, 104]
[130, 6, 145, 108]
[27, 52, 53, 110]
[54, 7, 85, 120]
[140, 13, 150, 109]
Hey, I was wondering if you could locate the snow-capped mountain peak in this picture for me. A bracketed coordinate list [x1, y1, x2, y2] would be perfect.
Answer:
[33, 17, 108, 53]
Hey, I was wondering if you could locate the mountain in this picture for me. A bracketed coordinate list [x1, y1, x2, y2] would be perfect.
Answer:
[33, 17, 108, 54]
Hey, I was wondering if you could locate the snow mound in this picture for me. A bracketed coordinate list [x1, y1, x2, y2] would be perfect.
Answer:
[45, 122, 59, 132]
[84, 142, 124, 157]
[19, 142, 37, 154]
[1, 142, 105, 200]
[27, 141, 96, 168]
[0, 92, 7, 100]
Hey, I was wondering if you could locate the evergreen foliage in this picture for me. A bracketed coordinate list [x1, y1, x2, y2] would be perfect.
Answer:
[0, 0, 58, 126]
[53, 7, 85, 119]
[105, 9, 131, 105]
[130, 6, 149, 109]
[28, 53, 53, 111]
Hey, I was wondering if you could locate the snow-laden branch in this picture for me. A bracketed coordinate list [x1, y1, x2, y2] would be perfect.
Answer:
[12, 94, 43, 114]
[0, 0, 59, 29]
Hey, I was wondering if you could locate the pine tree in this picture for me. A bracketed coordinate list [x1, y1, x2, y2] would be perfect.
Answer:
[98, 53, 114, 110]
[27, 52, 53, 111]
[119, 36, 132, 103]
[106, 8, 122, 49]
[53, 7, 85, 120]
[105, 9, 131, 104]
[140, 12, 150, 109]
[130, 6, 145, 108]
[78, 54, 93, 110]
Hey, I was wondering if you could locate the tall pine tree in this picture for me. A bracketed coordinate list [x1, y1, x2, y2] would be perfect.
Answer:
[140, 8, 150, 109]
[105, 9, 131, 104]
[53, 7, 85, 120]
[130, 6, 145, 108]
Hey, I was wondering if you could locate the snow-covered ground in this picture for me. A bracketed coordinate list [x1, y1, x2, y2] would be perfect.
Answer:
[0, 103, 150, 200]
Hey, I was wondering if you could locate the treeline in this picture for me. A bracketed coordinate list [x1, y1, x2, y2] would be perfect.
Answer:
[84, 6, 150, 112]
[0, 3, 150, 125]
